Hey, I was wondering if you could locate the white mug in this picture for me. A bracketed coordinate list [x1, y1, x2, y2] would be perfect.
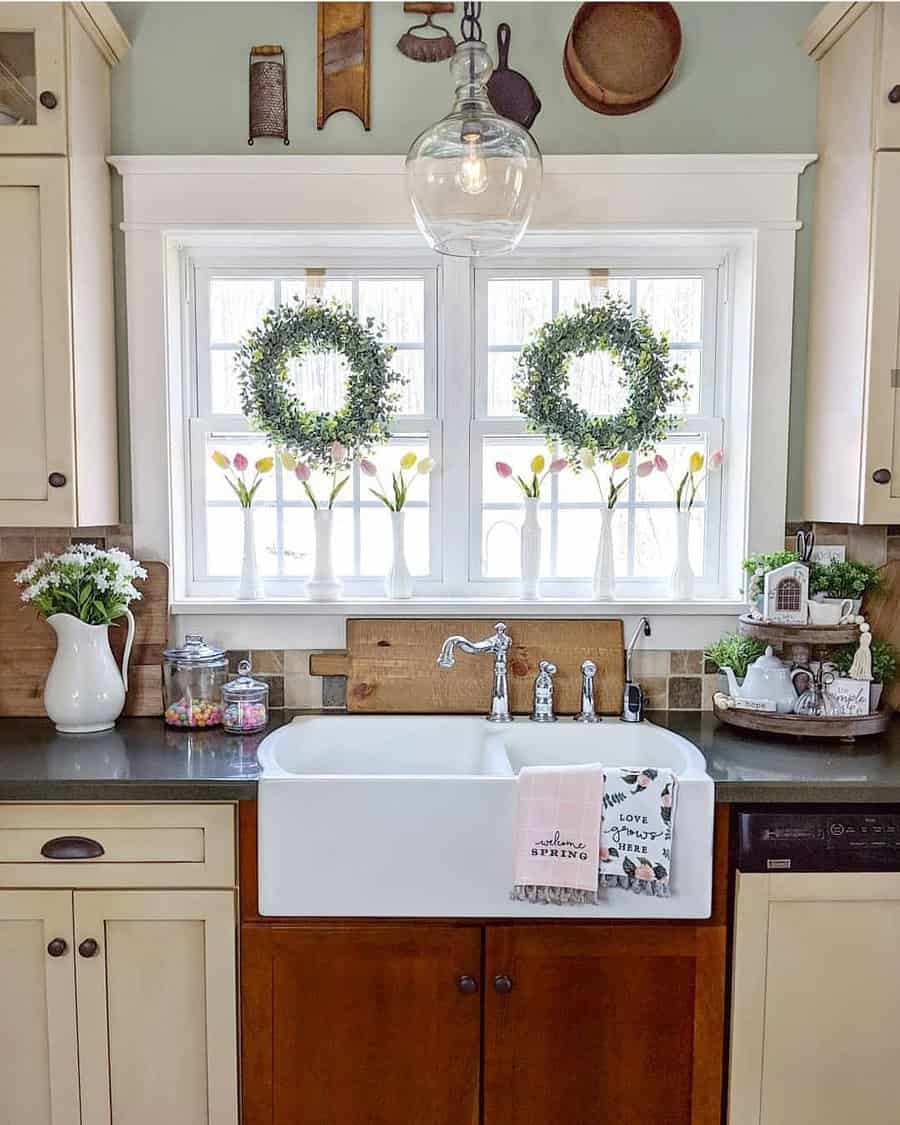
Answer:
[808, 598, 853, 625]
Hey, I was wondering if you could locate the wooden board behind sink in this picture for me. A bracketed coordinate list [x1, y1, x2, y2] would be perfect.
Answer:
[310, 618, 625, 716]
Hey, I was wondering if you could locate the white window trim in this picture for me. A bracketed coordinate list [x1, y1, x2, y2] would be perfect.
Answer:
[110, 153, 815, 646]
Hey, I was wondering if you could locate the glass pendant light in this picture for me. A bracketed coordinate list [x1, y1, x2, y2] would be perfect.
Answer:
[405, 2, 543, 257]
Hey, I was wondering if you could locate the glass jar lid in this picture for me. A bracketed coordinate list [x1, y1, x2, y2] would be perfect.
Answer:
[223, 659, 268, 700]
[162, 634, 226, 665]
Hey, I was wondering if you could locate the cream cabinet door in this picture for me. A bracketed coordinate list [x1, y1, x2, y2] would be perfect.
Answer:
[74, 890, 238, 1125]
[0, 4, 67, 155]
[0, 890, 80, 1125]
[877, 4, 900, 150]
[863, 153, 900, 523]
[0, 157, 75, 524]
[729, 872, 900, 1125]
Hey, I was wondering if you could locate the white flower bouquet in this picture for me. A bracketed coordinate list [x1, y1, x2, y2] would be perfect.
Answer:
[15, 544, 147, 626]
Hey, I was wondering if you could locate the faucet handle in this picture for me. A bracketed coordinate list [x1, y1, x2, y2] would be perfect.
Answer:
[531, 661, 557, 723]
[539, 659, 556, 676]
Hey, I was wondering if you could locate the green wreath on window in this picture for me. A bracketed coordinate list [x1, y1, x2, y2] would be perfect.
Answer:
[514, 294, 688, 456]
[236, 298, 402, 467]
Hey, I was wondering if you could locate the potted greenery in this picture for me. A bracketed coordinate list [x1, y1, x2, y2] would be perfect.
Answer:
[809, 559, 881, 614]
[742, 550, 800, 611]
[831, 638, 897, 710]
[705, 633, 767, 694]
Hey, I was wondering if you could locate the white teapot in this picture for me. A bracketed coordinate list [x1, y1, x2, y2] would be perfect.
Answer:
[721, 646, 796, 713]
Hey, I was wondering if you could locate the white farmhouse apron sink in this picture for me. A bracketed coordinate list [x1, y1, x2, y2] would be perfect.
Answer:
[257, 715, 714, 919]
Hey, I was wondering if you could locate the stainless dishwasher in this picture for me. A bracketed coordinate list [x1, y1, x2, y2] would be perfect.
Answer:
[728, 808, 900, 1125]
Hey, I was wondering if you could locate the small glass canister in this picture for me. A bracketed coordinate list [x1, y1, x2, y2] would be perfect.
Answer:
[162, 635, 228, 728]
[222, 660, 269, 734]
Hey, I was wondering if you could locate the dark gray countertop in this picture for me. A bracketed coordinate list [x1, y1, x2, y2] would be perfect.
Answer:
[0, 712, 899, 804]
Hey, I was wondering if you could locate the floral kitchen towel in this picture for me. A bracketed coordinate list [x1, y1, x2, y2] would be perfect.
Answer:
[599, 768, 677, 896]
[511, 764, 605, 902]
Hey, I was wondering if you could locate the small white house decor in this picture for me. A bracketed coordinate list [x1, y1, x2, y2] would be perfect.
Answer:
[763, 562, 809, 624]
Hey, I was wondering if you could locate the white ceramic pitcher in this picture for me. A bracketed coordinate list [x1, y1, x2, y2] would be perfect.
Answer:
[44, 610, 135, 733]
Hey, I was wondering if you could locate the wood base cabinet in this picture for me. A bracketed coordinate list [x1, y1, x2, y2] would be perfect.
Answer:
[241, 921, 726, 1125]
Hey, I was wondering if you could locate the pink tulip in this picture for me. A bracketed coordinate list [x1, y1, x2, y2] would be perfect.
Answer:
[330, 441, 346, 464]
[709, 449, 725, 470]
[359, 458, 377, 477]
[549, 458, 568, 473]
[636, 460, 655, 478]
[295, 463, 311, 482]
[654, 453, 668, 472]
[233, 452, 248, 472]
[495, 462, 513, 479]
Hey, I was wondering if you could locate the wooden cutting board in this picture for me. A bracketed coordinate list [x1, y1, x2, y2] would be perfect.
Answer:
[0, 561, 168, 717]
[310, 618, 625, 716]
[863, 559, 900, 711]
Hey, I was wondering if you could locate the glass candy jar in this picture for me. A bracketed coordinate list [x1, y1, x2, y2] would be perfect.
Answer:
[162, 635, 227, 728]
[222, 660, 269, 733]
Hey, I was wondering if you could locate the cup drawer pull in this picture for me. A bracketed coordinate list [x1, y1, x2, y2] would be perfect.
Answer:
[40, 836, 105, 860]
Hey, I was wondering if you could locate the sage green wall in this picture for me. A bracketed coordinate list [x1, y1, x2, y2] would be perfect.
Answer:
[109, 1, 819, 520]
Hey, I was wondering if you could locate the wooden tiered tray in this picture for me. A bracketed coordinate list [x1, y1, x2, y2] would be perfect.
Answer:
[714, 615, 891, 741]
[713, 700, 892, 741]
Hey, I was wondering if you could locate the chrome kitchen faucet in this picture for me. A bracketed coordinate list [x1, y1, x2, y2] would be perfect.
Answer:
[437, 622, 513, 722]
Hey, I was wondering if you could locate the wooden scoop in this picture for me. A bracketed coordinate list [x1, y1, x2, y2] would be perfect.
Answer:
[487, 23, 541, 129]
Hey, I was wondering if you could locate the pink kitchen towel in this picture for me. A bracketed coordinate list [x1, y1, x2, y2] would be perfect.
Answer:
[512, 764, 605, 894]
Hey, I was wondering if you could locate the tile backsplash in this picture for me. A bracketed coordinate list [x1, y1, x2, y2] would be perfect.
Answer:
[4, 519, 896, 714]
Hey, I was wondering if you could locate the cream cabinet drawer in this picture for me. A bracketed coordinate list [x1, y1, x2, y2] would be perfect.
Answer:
[0, 804, 235, 888]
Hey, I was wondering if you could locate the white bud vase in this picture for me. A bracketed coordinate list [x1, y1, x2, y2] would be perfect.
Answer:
[238, 506, 264, 600]
[593, 505, 615, 600]
[44, 610, 135, 733]
[306, 508, 342, 601]
[670, 507, 695, 599]
[386, 510, 413, 599]
[520, 497, 542, 599]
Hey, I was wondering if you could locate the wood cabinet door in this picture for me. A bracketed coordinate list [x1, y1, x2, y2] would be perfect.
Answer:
[484, 923, 726, 1125]
[0, 157, 75, 525]
[0, 889, 79, 1125]
[241, 924, 482, 1125]
[74, 889, 238, 1125]
[0, 4, 67, 155]
[863, 152, 900, 523]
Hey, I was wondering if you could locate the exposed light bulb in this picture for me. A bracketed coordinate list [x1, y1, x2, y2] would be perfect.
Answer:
[456, 131, 488, 195]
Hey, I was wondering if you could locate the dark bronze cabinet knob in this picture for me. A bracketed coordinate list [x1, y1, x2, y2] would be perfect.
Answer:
[47, 938, 67, 957]
[872, 468, 892, 485]
[889, 85, 900, 105]
[78, 938, 99, 958]
[456, 974, 478, 995]
[39, 90, 58, 109]
[493, 974, 514, 995]
[48, 472, 67, 488]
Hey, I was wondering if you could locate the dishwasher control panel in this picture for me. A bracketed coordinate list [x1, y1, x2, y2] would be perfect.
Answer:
[738, 810, 900, 872]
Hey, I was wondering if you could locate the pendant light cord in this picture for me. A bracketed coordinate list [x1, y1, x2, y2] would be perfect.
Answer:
[460, 2, 482, 43]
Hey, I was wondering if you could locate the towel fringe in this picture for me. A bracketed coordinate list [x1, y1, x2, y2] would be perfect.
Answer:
[511, 875, 670, 905]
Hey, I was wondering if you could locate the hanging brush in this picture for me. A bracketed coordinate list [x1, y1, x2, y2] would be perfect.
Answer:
[397, 2, 457, 63]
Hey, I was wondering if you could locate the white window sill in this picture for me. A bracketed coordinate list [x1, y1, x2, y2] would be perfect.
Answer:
[171, 596, 748, 617]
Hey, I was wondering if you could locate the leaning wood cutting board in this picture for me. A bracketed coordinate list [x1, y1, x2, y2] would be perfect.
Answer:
[0, 561, 168, 717]
[863, 559, 900, 711]
[310, 618, 625, 716]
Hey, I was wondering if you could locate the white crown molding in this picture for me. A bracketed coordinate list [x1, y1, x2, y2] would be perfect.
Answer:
[109, 153, 817, 177]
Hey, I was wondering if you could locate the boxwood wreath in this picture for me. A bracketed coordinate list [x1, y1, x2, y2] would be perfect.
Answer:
[514, 294, 688, 456]
[236, 298, 402, 467]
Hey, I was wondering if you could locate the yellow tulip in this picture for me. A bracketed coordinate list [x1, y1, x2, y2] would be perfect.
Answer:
[211, 450, 230, 470]
[611, 450, 630, 471]
[417, 457, 435, 475]
[580, 449, 596, 470]
[280, 450, 297, 471]
[530, 454, 546, 474]
[688, 451, 704, 474]
[400, 451, 417, 470]
[255, 456, 274, 474]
